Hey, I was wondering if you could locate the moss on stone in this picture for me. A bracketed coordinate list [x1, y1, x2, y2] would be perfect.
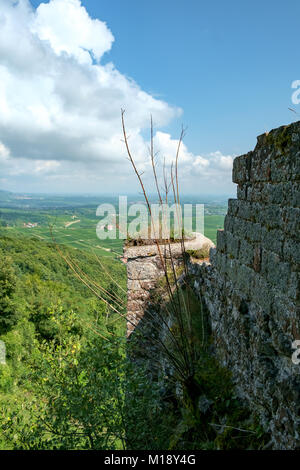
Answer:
[266, 125, 292, 154]
[186, 243, 211, 260]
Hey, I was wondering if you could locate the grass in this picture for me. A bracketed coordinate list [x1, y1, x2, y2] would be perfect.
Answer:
[204, 215, 224, 244]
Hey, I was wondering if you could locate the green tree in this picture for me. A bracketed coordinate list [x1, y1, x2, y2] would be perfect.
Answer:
[0, 253, 19, 333]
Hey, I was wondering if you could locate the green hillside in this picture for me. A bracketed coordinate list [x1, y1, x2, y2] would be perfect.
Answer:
[0, 196, 232, 450]
[0, 233, 128, 449]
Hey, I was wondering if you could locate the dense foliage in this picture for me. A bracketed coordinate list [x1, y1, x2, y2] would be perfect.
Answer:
[0, 233, 267, 450]
[0, 234, 127, 449]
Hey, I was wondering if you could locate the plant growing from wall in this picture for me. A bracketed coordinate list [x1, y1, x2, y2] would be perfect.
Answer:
[120, 111, 269, 449]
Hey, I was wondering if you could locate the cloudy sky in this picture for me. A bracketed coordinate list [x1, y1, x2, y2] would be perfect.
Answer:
[0, 0, 299, 195]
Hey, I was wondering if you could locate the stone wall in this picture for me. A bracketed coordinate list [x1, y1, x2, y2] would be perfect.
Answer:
[125, 120, 300, 449]
[189, 121, 300, 449]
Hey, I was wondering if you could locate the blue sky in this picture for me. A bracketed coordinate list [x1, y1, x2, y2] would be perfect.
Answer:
[30, 0, 300, 154]
[0, 0, 299, 194]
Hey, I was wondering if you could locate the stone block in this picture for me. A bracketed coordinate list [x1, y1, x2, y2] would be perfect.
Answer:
[261, 227, 284, 257]
[283, 238, 300, 265]
[282, 207, 300, 236]
[256, 204, 282, 230]
[237, 184, 248, 200]
[232, 152, 252, 184]
[245, 221, 262, 243]
[239, 239, 254, 266]
[261, 249, 291, 294]
[236, 200, 256, 221]
[227, 199, 239, 217]
[226, 231, 240, 259]
[224, 214, 235, 232]
[216, 229, 226, 253]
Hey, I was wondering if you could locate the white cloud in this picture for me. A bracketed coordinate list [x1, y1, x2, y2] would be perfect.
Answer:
[149, 132, 233, 188]
[209, 151, 233, 171]
[153, 131, 194, 164]
[0, 142, 10, 159]
[0, 0, 179, 164]
[0, 0, 234, 194]
[31, 0, 114, 64]
[33, 160, 61, 174]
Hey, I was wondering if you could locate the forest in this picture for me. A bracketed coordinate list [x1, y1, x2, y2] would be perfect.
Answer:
[0, 230, 267, 449]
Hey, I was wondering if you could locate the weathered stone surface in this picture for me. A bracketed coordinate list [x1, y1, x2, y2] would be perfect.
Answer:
[238, 181, 300, 207]
[126, 120, 300, 449]
[188, 120, 300, 450]
[124, 232, 214, 335]
[216, 229, 226, 253]
[232, 152, 252, 184]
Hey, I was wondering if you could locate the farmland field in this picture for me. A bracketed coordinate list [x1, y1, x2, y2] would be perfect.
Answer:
[203, 215, 225, 244]
[1, 210, 123, 259]
[0, 192, 227, 253]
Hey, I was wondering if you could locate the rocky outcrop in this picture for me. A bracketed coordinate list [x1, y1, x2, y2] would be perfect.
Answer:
[124, 233, 214, 336]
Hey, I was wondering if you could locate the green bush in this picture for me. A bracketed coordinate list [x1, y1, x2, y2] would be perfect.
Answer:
[0, 365, 13, 393]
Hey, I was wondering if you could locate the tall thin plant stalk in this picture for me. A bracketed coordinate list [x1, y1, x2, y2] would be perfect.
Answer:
[121, 110, 207, 393]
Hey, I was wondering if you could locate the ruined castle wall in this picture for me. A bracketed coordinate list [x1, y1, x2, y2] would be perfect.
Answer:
[189, 121, 300, 449]
[125, 121, 300, 449]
